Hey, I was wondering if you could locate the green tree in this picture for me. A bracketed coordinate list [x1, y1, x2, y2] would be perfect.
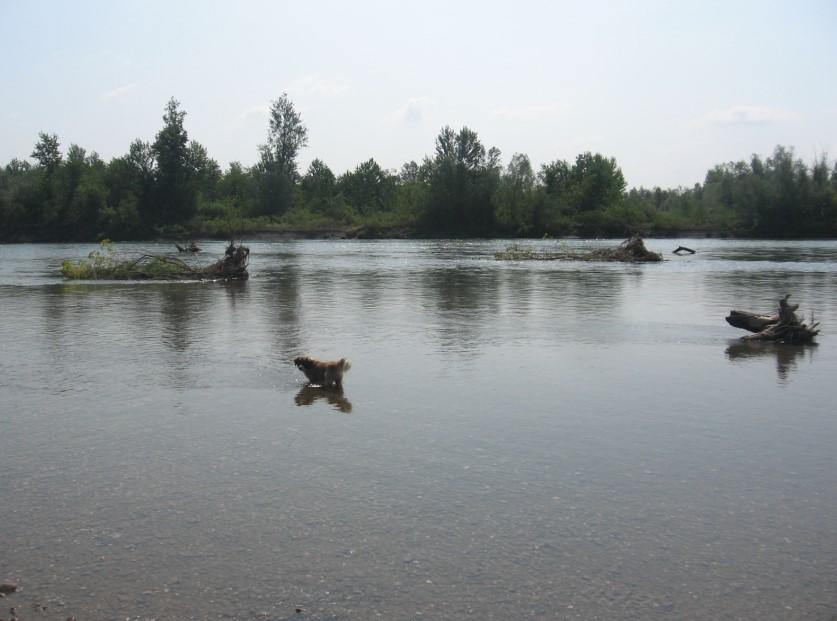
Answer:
[56, 143, 106, 237]
[26, 132, 63, 233]
[423, 126, 500, 234]
[808, 155, 837, 234]
[399, 161, 419, 183]
[254, 93, 308, 216]
[568, 152, 626, 213]
[104, 139, 155, 236]
[218, 162, 255, 215]
[151, 97, 197, 225]
[265, 93, 309, 177]
[535, 159, 574, 234]
[302, 158, 336, 198]
[31, 132, 62, 170]
[188, 140, 221, 202]
[765, 146, 805, 236]
[539, 159, 571, 195]
[338, 158, 396, 215]
[494, 153, 536, 235]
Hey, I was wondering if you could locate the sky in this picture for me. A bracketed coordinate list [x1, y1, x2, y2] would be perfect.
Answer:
[1, 0, 835, 188]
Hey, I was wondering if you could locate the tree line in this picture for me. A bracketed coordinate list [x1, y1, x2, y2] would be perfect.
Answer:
[2, 95, 836, 241]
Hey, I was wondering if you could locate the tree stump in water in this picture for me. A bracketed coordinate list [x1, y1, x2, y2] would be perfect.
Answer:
[726, 294, 819, 343]
[593, 237, 662, 262]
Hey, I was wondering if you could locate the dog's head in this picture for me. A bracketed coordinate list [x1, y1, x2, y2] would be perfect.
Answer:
[294, 356, 313, 371]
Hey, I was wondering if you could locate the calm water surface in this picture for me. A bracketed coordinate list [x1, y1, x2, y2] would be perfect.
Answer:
[1, 239, 836, 620]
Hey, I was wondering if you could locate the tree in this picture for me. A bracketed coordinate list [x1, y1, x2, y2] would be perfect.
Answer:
[299, 158, 341, 216]
[423, 126, 500, 234]
[218, 162, 255, 214]
[399, 161, 419, 184]
[568, 152, 626, 213]
[338, 158, 396, 214]
[31, 132, 62, 170]
[128, 139, 156, 177]
[25, 132, 62, 233]
[254, 93, 308, 216]
[104, 139, 156, 232]
[151, 97, 197, 225]
[5, 159, 32, 176]
[435, 126, 485, 170]
[58, 144, 100, 236]
[302, 158, 336, 197]
[188, 140, 221, 202]
[494, 153, 536, 234]
[265, 93, 308, 177]
[539, 159, 571, 194]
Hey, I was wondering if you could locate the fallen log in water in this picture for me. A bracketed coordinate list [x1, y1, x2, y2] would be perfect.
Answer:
[726, 294, 819, 343]
[725, 310, 779, 333]
[175, 241, 200, 253]
[62, 241, 249, 281]
[495, 237, 662, 262]
[673, 245, 696, 255]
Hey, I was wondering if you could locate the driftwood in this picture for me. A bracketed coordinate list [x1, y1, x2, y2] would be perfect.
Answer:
[673, 245, 695, 255]
[175, 242, 200, 253]
[726, 294, 819, 343]
[62, 241, 249, 280]
[495, 237, 662, 262]
[592, 237, 662, 262]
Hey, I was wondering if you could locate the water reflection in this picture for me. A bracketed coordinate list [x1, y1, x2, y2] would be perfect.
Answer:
[558, 268, 628, 319]
[710, 245, 837, 263]
[702, 271, 837, 323]
[265, 264, 303, 361]
[725, 340, 815, 383]
[420, 267, 501, 354]
[294, 384, 353, 413]
[221, 278, 248, 309]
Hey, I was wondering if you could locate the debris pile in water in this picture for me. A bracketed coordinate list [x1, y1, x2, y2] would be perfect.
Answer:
[726, 294, 819, 343]
[61, 240, 250, 280]
[495, 237, 662, 262]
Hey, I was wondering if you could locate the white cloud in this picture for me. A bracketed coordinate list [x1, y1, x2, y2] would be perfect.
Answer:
[490, 103, 566, 120]
[385, 96, 436, 126]
[288, 73, 349, 97]
[703, 105, 797, 125]
[101, 82, 137, 100]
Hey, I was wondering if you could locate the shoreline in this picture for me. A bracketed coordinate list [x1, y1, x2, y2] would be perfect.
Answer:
[6, 227, 837, 244]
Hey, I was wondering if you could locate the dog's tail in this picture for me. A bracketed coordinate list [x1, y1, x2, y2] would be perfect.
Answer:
[340, 358, 352, 372]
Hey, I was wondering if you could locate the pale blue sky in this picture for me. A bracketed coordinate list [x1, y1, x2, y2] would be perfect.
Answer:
[1, 0, 835, 188]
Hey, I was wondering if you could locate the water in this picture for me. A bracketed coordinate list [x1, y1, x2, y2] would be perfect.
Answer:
[1, 238, 835, 620]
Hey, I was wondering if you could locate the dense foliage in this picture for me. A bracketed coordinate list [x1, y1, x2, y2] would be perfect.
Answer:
[2, 97, 836, 241]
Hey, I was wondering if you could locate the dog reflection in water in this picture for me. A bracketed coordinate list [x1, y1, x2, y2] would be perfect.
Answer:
[294, 384, 353, 413]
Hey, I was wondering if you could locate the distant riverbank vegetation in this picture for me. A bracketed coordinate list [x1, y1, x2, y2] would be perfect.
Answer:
[2, 95, 836, 242]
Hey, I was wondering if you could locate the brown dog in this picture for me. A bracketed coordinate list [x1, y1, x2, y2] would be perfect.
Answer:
[293, 356, 352, 388]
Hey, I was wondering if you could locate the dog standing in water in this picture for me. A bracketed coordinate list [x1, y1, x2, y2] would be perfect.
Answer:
[293, 356, 352, 388]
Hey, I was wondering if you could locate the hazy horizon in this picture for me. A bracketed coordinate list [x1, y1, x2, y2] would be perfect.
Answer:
[1, 0, 835, 189]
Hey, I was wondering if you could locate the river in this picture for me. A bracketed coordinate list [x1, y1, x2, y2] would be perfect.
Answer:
[1, 238, 835, 620]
